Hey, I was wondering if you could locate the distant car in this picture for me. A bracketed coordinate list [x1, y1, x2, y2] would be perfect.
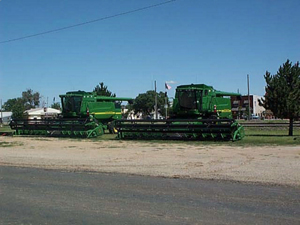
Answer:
[243, 114, 260, 120]
[251, 114, 260, 119]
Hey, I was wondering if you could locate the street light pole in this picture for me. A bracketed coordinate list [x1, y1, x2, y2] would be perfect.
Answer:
[165, 92, 168, 119]
[247, 74, 251, 120]
[0, 99, 3, 126]
[155, 81, 158, 119]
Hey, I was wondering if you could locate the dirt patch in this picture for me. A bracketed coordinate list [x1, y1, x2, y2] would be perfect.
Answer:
[1, 136, 299, 186]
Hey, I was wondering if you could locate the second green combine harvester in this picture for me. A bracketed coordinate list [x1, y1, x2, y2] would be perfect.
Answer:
[115, 84, 245, 141]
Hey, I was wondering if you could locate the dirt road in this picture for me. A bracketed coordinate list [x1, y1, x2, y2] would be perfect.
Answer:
[1, 136, 299, 186]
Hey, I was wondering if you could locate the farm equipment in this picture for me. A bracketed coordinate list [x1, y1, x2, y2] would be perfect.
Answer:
[115, 84, 245, 141]
[10, 91, 132, 138]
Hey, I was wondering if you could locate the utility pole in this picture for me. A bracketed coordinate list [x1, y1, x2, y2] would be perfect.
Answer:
[165, 92, 168, 119]
[0, 99, 3, 127]
[247, 74, 251, 120]
[154, 81, 158, 119]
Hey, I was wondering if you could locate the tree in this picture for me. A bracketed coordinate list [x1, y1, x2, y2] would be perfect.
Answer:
[132, 90, 169, 118]
[3, 89, 41, 119]
[22, 89, 40, 110]
[260, 60, 300, 136]
[3, 98, 23, 111]
[93, 82, 116, 97]
[3, 98, 25, 119]
[51, 102, 61, 110]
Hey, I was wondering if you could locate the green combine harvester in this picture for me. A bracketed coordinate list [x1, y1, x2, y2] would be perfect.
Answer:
[10, 91, 132, 138]
[115, 84, 245, 141]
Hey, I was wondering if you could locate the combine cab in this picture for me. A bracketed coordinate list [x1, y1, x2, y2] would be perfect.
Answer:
[115, 84, 245, 141]
[10, 91, 132, 138]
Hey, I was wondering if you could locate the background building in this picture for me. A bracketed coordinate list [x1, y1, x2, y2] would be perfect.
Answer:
[231, 95, 265, 119]
[25, 108, 61, 119]
[0, 111, 12, 125]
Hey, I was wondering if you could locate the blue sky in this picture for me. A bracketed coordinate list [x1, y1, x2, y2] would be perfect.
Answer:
[1, 0, 299, 106]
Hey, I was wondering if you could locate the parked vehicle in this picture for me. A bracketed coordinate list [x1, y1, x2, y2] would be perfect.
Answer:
[115, 84, 245, 141]
[10, 91, 132, 137]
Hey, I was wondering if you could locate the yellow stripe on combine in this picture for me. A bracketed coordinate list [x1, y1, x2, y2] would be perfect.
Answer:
[93, 112, 122, 115]
[218, 109, 232, 113]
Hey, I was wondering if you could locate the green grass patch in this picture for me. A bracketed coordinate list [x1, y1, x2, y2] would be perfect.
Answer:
[245, 127, 300, 136]
[237, 119, 293, 124]
[92, 133, 119, 141]
[234, 127, 300, 146]
[0, 141, 23, 148]
[235, 135, 300, 146]
[102, 127, 300, 146]
[0, 125, 13, 133]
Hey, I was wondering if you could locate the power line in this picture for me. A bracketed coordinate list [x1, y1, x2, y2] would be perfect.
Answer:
[0, 0, 176, 44]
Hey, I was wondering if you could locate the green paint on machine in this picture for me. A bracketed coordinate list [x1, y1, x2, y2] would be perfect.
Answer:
[10, 91, 132, 138]
[115, 84, 245, 141]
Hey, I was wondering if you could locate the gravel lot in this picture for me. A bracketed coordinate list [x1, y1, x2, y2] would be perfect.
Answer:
[1, 136, 300, 186]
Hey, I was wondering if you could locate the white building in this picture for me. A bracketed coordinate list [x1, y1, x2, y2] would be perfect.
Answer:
[25, 108, 61, 119]
[0, 111, 12, 124]
[252, 95, 265, 116]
